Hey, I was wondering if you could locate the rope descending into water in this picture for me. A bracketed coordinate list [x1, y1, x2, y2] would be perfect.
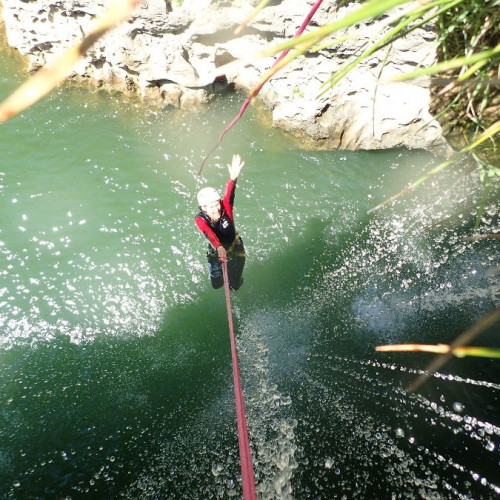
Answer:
[222, 260, 257, 500]
[198, 0, 324, 175]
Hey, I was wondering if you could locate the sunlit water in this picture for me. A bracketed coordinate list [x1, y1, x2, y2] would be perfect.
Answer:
[1, 50, 499, 499]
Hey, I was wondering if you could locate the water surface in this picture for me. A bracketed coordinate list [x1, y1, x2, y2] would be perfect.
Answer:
[0, 50, 499, 498]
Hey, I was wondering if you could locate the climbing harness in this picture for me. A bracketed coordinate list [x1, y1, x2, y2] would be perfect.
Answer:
[199, 0, 325, 175]
[222, 260, 257, 500]
[227, 234, 246, 257]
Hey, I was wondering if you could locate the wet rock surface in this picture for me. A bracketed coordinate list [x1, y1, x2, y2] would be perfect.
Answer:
[0, 0, 452, 156]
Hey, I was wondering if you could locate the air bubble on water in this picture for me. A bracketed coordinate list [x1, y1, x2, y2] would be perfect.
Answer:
[452, 402, 464, 413]
[485, 441, 495, 452]
[212, 463, 223, 476]
[395, 428, 405, 438]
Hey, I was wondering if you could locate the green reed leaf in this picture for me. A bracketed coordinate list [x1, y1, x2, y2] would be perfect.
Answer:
[386, 43, 500, 83]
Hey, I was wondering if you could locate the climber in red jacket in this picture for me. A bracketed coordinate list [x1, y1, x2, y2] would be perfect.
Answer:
[195, 154, 246, 290]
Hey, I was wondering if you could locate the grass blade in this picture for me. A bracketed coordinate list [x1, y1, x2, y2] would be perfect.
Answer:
[386, 43, 500, 83]
[215, 0, 422, 77]
[368, 120, 500, 213]
[0, 0, 142, 123]
[235, 0, 272, 35]
[376, 344, 500, 358]
[409, 308, 500, 391]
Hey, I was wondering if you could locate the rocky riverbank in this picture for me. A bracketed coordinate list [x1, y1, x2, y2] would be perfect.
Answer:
[0, 0, 453, 156]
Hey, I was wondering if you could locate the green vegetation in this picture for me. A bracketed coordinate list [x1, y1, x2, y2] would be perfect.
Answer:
[433, 0, 500, 144]
[237, 0, 499, 194]
[430, 0, 500, 211]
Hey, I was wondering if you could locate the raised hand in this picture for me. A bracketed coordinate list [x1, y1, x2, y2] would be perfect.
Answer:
[228, 154, 245, 181]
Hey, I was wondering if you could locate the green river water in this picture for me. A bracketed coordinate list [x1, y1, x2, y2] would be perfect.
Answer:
[1, 50, 499, 499]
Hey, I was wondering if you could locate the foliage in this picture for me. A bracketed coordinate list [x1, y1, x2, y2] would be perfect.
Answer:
[231, 0, 500, 193]
[432, 0, 500, 142]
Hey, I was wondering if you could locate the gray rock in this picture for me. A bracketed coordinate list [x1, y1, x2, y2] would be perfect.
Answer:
[0, 0, 452, 156]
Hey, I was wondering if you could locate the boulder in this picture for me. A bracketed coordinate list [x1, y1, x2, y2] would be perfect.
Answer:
[0, 0, 452, 156]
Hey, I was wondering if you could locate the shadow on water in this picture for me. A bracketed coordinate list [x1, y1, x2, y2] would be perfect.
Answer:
[0, 196, 498, 499]
[0, 216, 335, 499]
[0, 288, 237, 498]
[238, 216, 332, 307]
[121, 216, 336, 499]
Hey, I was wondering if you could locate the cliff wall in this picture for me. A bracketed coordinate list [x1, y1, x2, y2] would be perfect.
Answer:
[0, 0, 452, 156]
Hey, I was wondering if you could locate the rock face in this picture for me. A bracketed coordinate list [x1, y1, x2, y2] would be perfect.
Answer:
[0, 0, 452, 156]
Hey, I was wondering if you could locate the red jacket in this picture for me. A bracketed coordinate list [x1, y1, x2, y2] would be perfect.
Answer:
[195, 179, 237, 250]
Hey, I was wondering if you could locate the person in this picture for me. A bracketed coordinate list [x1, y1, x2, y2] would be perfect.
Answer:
[195, 154, 246, 290]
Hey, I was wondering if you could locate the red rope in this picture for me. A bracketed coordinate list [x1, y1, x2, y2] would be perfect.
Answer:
[198, 0, 325, 174]
[222, 260, 257, 500]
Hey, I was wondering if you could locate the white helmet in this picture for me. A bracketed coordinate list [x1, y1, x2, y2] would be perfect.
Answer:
[197, 187, 220, 206]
